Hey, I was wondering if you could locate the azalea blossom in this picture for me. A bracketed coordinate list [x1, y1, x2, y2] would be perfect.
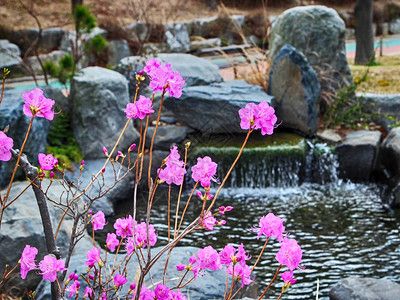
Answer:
[139, 286, 155, 299]
[227, 263, 253, 288]
[275, 237, 303, 271]
[255, 213, 285, 242]
[38, 255, 66, 282]
[197, 246, 222, 271]
[106, 233, 119, 252]
[83, 287, 93, 299]
[199, 211, 217, 231]
[91, 211, 106, 231]
[154, 283, 172, 300]
[85, 247, 102, 268]
[66, 280, 80, 298]
[238, 101, 277, 135]
[22, 88, 55, 120]
[0, 131, 13, 162]
[134, 222, 157, 248]
[38, 153, 58, 171]
[191, 156, 218, 188]
[158, 146, 186, 185]
[125, 95, 154, 119]
[114, 215, 135, 238]
[113, 274, 128, 287]
[281, 270, 297, 291]
[20, 245, 38, 279]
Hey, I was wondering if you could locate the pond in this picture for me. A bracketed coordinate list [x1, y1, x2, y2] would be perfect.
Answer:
[109, 181, 400, 299]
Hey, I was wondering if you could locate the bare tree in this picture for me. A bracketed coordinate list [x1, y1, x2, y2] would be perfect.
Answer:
[354, 0, 374, 65]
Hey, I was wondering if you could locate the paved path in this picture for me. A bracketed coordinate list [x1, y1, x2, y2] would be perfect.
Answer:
[346, 34, 400, 58]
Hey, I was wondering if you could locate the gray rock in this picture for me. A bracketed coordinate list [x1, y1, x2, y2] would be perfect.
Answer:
[269, 6, 352, 96]
[0, 88, 51, 187]
[336, 130, 381, 182]
[361, 93, 400, 132]
[163, 80, 274, 134]
[164, 23, 190, 53]
[118, 53, 223, 88]
[42, 85, 70, 113]
[145, 125, 193, 151]
[24, 50, 68, 74]
[0, 181, 72, 293]
[70, 67, 140, 159]
[0, 39, 22, 69]
[330, 277, 400, 300]
[10, 28, 66, 55]
[268, 44, 321, 136]
[108, 39, 131, 66]
[390, 18, 400, 34]
[317, 129, 342, 143]
[124, 21, 151, 43]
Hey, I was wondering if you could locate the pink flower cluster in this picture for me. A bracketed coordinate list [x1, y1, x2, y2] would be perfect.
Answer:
[139, 283, 186, 300]
[255, 212, 285, 242]
[20, 245, 66, 282]
[158, 146, 186, 185]
[125, 95, 154, 119]
[0, 131, 13, 161]
[238, 101, 278, 135]
[142, 59, 185, 98]
[177, 244, 253, 288]
[91, 210, 106, 231]
[191, 156, 218, 188]
[22, 88, 55, 120]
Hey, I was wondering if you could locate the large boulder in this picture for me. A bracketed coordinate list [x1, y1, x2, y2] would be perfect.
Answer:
[70, 67, 140, 159]
[0, 39, 22, 70]
[269, 6, 352, 97]
[117, 53, 223, 92]
[145, 125, 193, 151]
[0, 88, 51, 187]
[330, 277, 400, 300]
[336, 130, 381, 182]
[24, 50, 68, 74]
[107, 39, 131, 67]
[268, 45, 321, 136]
[163, 80, 274, 134]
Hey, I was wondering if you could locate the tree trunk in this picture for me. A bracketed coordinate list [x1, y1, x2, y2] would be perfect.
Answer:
[71, 0, 83, 14]
[354, 0, 374, 65]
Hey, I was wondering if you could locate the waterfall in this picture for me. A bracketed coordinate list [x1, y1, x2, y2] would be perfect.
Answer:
[191, 134, 339, 188]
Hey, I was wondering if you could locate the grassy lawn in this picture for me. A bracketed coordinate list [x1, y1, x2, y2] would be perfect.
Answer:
[349, 55, 400, 94]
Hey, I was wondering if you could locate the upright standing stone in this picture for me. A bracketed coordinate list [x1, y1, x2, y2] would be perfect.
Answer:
[269, 6, 352, 96]
[70, 67, 139, 158]
[269, 44, 320, 136]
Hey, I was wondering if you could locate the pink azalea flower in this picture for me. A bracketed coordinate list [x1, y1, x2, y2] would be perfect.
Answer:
[67, 272, 79, 282]
[134, 222, 157, 248]
[275, 237, 303, 271]
[281, 270, 297, 287]
[66, 280, 80, 297]
[191, 156, 218, 188]
[176, 264, 186, 271]
[0, 131, 13, 162]
[106, 233, 119, 252]
[139, 286, 155, 299]
[20, 245, 38, 279]
[219, 244, 236, 266]
[154, 283, 172, 300]
[92, 211, 106, 231]
[38, 255, 67, 282]
[83, 287, 93, 299]
[238, 101, 277, 135]
[22, 88, 55, 120]
[113, 274, 128, 287]
[158, 164, 187, 185]
[199, 211, 217, 231]
[143, 59, 185, 98]
[197, 246, 222, 271]
[255, 213, 285, 242]
[114, 215, 135, 238]
[171, 290, 187, 300]
[166, 146, 184, 167]
[38, 153, 58, 171]
[227, 263, 253, 288]
[85, 247, 102, 268]
[125, 95, 154, 119]
[125, 237, 136, 254]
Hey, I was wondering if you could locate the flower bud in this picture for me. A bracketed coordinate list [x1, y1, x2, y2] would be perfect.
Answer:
[128, 144, 136, 152]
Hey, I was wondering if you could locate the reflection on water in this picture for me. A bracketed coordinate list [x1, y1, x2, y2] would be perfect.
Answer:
[110, 182, 400, 299]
